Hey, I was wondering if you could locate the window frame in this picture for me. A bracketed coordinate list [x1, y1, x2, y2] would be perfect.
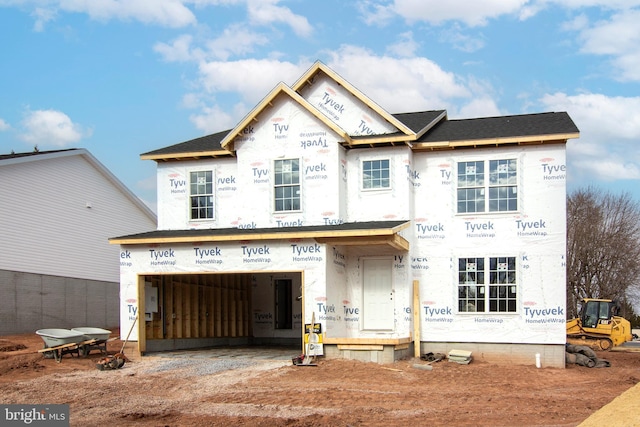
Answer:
[188, 169, 215, 221]
[456, 158, 518, 214]
[361, 158, 391, 191]
[273, 158, 302, 213]
[457, 256, 518, 314]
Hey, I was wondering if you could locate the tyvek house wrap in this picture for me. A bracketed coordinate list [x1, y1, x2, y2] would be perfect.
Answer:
[411, 144, 567, 345]
[119, 62, 569, 348]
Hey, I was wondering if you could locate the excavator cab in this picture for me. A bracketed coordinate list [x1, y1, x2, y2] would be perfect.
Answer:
[581, 299, 619, 328]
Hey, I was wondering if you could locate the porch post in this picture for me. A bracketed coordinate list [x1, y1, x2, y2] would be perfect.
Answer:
[413, 280, 420, 358]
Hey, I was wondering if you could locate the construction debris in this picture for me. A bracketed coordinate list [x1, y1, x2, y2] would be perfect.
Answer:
[448, 349, 473, 364]
[565, 344, 611, 368]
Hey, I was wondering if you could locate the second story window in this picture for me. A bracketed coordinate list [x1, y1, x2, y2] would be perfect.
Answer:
[274, 159, 300, 212]
[457, 159, 517, 213]
[362, 159, 390, 190]
[190, 170, 214, 220]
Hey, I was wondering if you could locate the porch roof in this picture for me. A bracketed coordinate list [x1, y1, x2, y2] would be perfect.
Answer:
[109, 220, 411, 252]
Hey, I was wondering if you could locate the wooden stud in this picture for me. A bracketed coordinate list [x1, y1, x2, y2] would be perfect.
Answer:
[165, 276, 174, 339]
[413, 280, 421, 358]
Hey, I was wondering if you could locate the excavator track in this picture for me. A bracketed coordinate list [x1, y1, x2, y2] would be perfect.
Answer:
[567, 335, 613, 351]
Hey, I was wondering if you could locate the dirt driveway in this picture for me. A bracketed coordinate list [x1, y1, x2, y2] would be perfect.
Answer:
[1, 331, 639, 426]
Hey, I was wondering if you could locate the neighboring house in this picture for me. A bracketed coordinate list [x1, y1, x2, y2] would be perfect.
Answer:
[110, 62, 579, 367]
[0, 148, 157, 335]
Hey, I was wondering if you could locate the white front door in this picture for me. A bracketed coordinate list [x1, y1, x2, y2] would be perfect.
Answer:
[362, 258, 394, 330]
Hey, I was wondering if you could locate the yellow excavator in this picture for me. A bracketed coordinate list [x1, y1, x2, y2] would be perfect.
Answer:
[566, 298, 633, 351]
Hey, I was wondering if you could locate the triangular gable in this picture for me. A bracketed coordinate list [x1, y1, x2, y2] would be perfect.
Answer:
[220, 82, 352, 151]
[293, 61, 417, 142]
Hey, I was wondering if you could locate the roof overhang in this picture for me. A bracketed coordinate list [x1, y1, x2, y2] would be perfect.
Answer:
[412, 133, 579, 151]
[110, 221, 411, 252]
[140, 149, 234, 162]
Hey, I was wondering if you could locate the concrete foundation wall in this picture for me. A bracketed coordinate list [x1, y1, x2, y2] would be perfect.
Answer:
[324, 344, 414, 364]
[0, 269, 119, 335]
[420, 342, 566, 368]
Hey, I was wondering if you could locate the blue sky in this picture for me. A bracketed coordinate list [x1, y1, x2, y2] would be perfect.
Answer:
[1, 0, 640, 212]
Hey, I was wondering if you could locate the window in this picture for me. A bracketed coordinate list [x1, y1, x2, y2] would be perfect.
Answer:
[189, 170, 213, 220]
[458, 256, 517, 313]
[362, 159, 390, 189]
[274, 159, 300, 211]
[457, 159, 517, 213]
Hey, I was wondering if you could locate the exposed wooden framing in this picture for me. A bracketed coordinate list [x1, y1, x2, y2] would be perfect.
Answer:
[175, 280, 183, 338]
[208, 282, 214, 337]
[412, 135, 577, 151]
[215, 278, 222, 337]
[292, 62, 415, 136]
[110, 221, 411, 246]
[218, 82, 353, 151]
[165, 276, 173, 338]
[315, 234, 409, 251]
[140, 149, 233, 162]
[136, 275, 146, 354]
[413, 280, 421, 358]
[230, 276, 237, 337]
[141, 273, 252, 342]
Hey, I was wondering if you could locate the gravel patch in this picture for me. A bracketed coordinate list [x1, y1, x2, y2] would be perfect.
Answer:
[145, 358, 258, 376]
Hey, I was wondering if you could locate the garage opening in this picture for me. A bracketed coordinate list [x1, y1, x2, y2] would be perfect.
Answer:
[141, 272, 303, 353]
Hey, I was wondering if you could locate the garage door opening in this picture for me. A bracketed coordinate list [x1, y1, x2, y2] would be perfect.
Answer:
[141, 272, 303, 353]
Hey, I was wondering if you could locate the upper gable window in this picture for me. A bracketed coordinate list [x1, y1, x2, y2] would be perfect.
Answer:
[190, 170, 214, 220]
[457, 159, 517, 213]
[362, 159, 390, 190]
[274, 159, 301, 212]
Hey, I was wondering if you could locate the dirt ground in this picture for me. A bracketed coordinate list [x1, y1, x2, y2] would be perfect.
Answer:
[1, 331, 639, 427]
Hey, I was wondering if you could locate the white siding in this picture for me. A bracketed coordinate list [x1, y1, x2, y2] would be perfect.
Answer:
[0, 153, 156, 282]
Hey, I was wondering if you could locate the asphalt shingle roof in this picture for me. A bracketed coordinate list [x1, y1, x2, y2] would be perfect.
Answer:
[0, 148, 79, 161]
[417, 112, 579, 143]
[392, 110, 446, 133]
[141, 129, 229, 157]
[142, 111, 578, 157]
[111, 220, 408, 241]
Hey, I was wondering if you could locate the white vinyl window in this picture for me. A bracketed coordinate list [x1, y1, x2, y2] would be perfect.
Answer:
[189, 170, 214, 220]
[362, 159, 390, 190]
[458, 256, 517, 313]
[274, 159, 301, 212]
[457, 159, 517, 213]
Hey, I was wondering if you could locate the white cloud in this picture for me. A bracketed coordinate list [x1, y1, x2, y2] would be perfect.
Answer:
[385, 31, 419, 58]
[388, 0, 529, 26]
[154, 34, 203, 62]
[541, 92, 640, 182]
[197, 58, 306, 104]
[188, 49, 499, 131]
[31, 7, 56, 31]
[246, 0, 312, 37]
[324, 46, 473, 113]
[357, 1, 396, 26]
[189, 103, 241, 134]
[0, 118, 10, 131]
[204, 24, 270, 60]
[572, 9, 640, 81]
[18, 109, 91, 147]
[541, 92, 640, 140]
[2, 0, 197, 28]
